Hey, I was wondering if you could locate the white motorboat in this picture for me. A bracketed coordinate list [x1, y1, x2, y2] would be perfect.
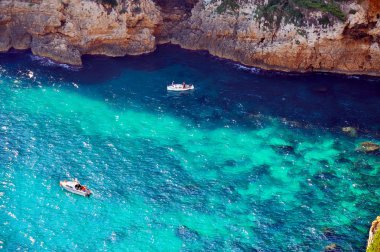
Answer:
[60, 179, 92, 197]
[167, 82, 194, 91]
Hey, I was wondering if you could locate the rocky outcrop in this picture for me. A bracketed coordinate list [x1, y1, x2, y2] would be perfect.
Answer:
[324, 243, 341, 252]
[167, 0, 380, 76]
[0, 0, 379, 76]
[342, 127, 357, 137]
[0, 0, 161, 65]
[360, 142, 380, 153]
[153, 0, 198, 43]
[367, 216, 380, 252]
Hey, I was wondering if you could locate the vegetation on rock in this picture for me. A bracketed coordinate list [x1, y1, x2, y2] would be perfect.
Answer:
[98, 0, 142, 13]
[253, 0, 346, 28]
[294, 0, 346, 21]
[255, 0, 304, 28]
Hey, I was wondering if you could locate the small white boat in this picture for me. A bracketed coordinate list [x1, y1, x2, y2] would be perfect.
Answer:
[167, 82, 194, 91]
[60, 179, 92, 197]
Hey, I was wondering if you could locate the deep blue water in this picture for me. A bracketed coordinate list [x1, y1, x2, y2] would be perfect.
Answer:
[0, 45, 379, 251]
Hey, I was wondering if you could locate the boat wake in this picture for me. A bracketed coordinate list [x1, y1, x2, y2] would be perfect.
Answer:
[233, 63, 261, 74]
[30, 55, 81, 71]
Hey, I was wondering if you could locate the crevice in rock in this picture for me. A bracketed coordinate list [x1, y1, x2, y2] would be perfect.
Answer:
[342, 21, 377, 41]
[152, 0, 199, 43]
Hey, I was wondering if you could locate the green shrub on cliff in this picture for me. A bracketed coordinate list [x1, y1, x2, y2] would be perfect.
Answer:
[255, 0, 346, 29]
[256, 0, 304, 28]
[318, 15, 330, 27]
[294, 0, 346, 21]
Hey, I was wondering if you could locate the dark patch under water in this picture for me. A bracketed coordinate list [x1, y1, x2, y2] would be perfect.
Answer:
[0, 45, 379, 251]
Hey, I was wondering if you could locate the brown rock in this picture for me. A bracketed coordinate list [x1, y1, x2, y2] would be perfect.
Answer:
[0, 0, 379, 76]
[0, 0, 161, 65]
[166, 0, 380, 76]
[31, 35, 82, 65]
[367, 216, 380, 251]
[360, 142, 380, 153]
[324, 243, 343, 251]
[324, 243, 337, 252]
[0, 27, 10, 51]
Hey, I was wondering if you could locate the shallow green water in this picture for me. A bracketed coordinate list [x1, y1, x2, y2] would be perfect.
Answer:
[0, 46, 380, 251]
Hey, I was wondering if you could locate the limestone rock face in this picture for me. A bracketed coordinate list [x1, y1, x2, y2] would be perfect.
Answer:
[0, 0, 161, 65]
[31, 34, 82, 65]
[0, 0, 379, 76]
[166, 0, 380, 76]
[367, 216, 380, 252]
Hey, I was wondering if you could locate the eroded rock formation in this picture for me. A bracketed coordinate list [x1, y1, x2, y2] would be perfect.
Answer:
[168, 0, 380, 76]
[0, 0, 161, 65]
[360, 141, 380, 153]
[0, 0, 379, 75]
[367, 216, 380, 252]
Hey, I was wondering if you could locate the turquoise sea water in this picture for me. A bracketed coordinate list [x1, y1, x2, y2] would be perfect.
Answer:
[0, 45, 380, 251]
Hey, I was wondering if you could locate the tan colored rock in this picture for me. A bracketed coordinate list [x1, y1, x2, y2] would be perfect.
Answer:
[0, 0, 379, 76]
[31, 34, 82, 65]
[167, 0, 380, 76]
[342, 127, 357, 137]
[360, 142, 380, 153]
[367, 216, 380, 251]
[324, 243, 338, 252]
[0, 0, 162, 65]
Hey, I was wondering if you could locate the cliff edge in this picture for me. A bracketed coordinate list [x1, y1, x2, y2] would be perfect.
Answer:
[0, 0, 161, 65]
[367, 216, 380, 252]
[0, 0, 379, 76]
[167, 0, 380, 76]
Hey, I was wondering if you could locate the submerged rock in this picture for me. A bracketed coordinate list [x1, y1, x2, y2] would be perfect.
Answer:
[224, 159, 237, 167]
[336, 156, 351, 164]
[323, 228, 338, 239]
[270, 145, 295, 155]
[176, 225, 199, 241]
[232, 241, 258, 252]
[313, 86, 328, 93]
[359, 142, 380, 153]
[324, 243, 342, 252]
[342, 127, 358, 137]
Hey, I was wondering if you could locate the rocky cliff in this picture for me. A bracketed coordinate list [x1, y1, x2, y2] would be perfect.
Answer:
[367, 216, 380, 252]
[0, 0, 161, 65]
[0, 0, 379, 76]
[166, 0, 380, 76]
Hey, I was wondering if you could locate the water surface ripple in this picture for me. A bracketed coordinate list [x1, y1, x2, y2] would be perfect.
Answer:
[0, 45, 380, 251]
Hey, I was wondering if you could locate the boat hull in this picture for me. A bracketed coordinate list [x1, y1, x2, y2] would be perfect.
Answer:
[60, 181, 91, 197]
[167, 84, 194, 91]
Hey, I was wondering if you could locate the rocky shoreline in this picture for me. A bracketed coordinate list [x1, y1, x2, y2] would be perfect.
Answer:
[0, 0, 161, 66]
[367, 216, 380, 251]
[165, 0, 380, 76]
[0, 0, 379, 76]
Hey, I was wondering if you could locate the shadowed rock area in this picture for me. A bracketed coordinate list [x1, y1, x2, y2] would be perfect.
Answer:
[153, 0, 199, 43]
